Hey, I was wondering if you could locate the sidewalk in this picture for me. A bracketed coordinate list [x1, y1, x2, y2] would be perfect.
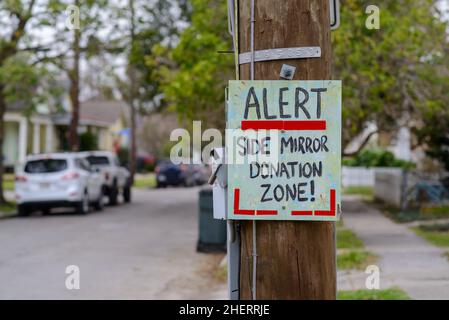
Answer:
[338, 195, 449, 299]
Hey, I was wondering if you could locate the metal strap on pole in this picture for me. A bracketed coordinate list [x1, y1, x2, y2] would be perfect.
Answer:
[239, 47, 321, 64]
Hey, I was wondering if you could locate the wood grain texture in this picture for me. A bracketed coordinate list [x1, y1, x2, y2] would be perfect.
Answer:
[238, 0, 336, 300]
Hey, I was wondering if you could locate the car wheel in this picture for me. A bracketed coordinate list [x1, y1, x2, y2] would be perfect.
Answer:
[76, 191, 89, 215]
[123, 183, 131, 203]
[17, 204, 30, 217]
[41, 208, 51, 215]
[109, 182, 119, 206]
[93, 189, 104, 211]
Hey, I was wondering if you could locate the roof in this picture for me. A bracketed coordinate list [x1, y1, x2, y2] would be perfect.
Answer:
[52, 97, 128, 127]
[79, 97, 127, 125]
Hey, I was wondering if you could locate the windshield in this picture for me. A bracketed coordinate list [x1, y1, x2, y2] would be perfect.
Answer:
[24, 159, 68, 174]
[86, 156, 110, 166]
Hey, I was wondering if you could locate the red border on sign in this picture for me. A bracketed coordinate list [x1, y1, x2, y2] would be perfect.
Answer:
[292, 189, 336, 217]
[233, 188, 336, 217]
[233, 188, 277, 216]
[241, 120, 326, 131]
[314, 189, 336, 216]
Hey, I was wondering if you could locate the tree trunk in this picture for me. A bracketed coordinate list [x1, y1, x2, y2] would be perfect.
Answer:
[128, 0, 137, 184]
[69, 1, 81, 152]
[0, 85, 9, 204]
[238, 0, 336, 300]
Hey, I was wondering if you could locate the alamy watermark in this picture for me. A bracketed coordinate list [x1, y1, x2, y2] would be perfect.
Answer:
[65, 5, 80, 30]
[365, 265, 380, 289]
[65, 265, 80, 290]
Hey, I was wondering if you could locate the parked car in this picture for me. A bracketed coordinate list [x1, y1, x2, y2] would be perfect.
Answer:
[190, 163, 211, 186]
[155, 161, 210, 188]
[81, 151, 131, 205]
[154, 160, 187, 187]
[15, 153, 104, 216]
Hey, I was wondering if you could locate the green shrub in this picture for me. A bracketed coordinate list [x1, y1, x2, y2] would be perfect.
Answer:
[343, 149, 415, 168]
[79, 132, 98, 151]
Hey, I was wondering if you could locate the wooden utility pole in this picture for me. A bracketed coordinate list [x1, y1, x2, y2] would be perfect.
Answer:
[237, 0, 336, 299]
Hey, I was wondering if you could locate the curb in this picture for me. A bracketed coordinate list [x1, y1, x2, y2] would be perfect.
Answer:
[0, 212, 17, 220]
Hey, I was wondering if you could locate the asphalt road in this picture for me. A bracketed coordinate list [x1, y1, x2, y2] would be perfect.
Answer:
[0, 187, 226, 299]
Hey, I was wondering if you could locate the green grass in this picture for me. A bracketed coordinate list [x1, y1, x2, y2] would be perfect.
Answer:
[343, 186, 374, 197]
[420, 205, 449, 218]
[412, 225, 449, 247]
[133, 174, 156, 189]
[337, 229, 364, 249]
[337, 250, 377, 270]
[338, 287, 410, 300]
[3, 174, 14, 191]
[0, 201, 16, 214]
[336, 220, 377, 270]
[343, 186, 374, 201]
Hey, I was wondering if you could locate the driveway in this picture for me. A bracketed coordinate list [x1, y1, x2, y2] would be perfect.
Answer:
[0, 187, 226, 299]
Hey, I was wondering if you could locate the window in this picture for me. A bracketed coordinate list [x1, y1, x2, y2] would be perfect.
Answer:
[24, 159, 68, 174]
[86, 156, 110, 166]
[76, 159, 92, 172]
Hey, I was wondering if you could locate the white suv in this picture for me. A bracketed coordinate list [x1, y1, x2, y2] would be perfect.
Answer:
[15, 153, 104, 216]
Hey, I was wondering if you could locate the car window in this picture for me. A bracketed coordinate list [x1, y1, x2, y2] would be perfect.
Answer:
[24, 159, 67, 174]
[76, 159, 92, 172]
[86, 156, 110, 166]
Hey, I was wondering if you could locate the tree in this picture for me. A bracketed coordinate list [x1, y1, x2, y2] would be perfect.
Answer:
[332, 0, 449, 155]
[112, 0, 191, 182]
[155, 0, 233, 132]
[414, 107, 449, 171]
[43, 0, 109, 151]
[0, 0, 56, 204]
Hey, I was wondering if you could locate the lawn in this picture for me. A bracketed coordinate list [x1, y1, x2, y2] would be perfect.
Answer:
[412, 223, 449, 247]
[0, 202, 16, 213]
[336, 220, 377, 270]
[338, 287, 410, 300]
[3, 173, 14, 191]
[337, 250, 377, 270]
[337, 229, 364, 249]
[343, 186, 374, 200]
[133, 174, 156, 189]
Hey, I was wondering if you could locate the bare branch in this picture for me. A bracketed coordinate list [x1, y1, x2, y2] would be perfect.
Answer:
[343, 130, 378, 157]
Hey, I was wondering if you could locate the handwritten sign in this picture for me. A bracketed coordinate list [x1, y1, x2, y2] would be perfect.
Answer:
[226, 80, 341, 221]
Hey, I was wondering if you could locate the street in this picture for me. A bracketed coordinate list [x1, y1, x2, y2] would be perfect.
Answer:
[0, 187, 226, 299]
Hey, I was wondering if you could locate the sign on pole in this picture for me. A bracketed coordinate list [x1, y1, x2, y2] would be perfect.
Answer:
[226, 80, 341, 221]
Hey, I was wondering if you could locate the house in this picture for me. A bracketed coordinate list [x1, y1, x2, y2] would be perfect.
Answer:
[52, 97, 128, 152]
[3, 96, 129, 169]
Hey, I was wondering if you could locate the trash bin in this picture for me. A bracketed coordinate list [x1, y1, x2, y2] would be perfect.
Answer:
[197, 188, 227, 253]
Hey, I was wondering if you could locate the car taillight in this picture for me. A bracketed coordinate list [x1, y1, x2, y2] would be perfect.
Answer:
[15, 175, 27, 182]
[62, 172, 80, 180]
[155, 166, 160, 173]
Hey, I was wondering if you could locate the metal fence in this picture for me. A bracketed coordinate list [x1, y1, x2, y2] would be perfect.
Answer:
[373, 169, 449, 209]
[342, 166, 375, 188]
